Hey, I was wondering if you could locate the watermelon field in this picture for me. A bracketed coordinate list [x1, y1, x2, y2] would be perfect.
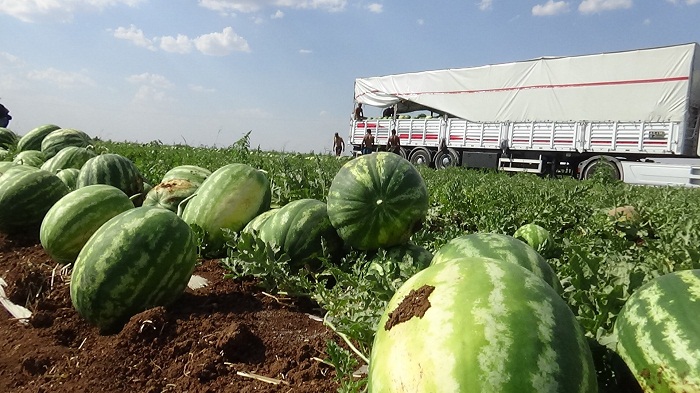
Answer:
[1, 125, 700, 392]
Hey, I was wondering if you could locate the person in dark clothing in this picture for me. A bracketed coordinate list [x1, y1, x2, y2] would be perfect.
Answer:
[382, 106, 395, 118]
[0, 101, 11, 128]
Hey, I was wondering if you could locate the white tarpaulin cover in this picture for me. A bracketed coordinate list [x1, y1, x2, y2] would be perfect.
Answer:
[355, 43, 700, 123]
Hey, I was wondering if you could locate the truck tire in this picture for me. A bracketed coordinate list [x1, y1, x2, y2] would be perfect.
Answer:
[580, 156, 621, 181]
[434, 148, 460, 169]
[409, 148, 432, 166]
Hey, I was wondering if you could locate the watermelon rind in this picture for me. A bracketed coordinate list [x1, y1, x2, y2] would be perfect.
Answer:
[327, 152, 429, 250]
[56, 168, 81, 191]
[432, 232, 562, 293]
[40, 146, 96, 174]
[142, 179, 199, 212]
[514, 223, 555, 258]
[76, 153, 144, 200]
[12, 150, 46, 167]
[161, 165, 211, 187]
[0, 127, 18, 150]
[614, 269, 700, 392]
[368, 257, 597, 393]
[40, 184, 134, 264]
[40, 128, 92, 159]
[70, 206, 198, 331]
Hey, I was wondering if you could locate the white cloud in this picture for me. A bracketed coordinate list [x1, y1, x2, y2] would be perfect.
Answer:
[417, 18, 424, 25]
[132, 85, 172, 103]
[478, 0, 493, 11]
[189, 84, 216, 93]
[198, 0, 347, 13]
[112, 24, 157, 51]
[194, 27, 250, 55]
[159, 34, 194, 54]
[26, 67, 95, 88]
[578, 0, 632, 14]
[271, 9, 284, 18]
[127, 73, 174, 89]
[666, 0, 700, 4]
[299, 49, 313, 54]
[532, 1, 570, 16]
[0, 0, 145, 23]
[367, 3, 382, 13]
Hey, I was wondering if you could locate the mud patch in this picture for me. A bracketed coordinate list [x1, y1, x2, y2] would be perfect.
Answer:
[384, 285, 435, 330]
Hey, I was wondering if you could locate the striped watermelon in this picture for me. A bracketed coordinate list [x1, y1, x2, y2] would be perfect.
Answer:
[70, 206, 197, 332]
[40, 128, 92, 159]
[0, 167, 70, 233]
[142, 179, 198, 212]
[432, 232, 562, 293]
[242, 208, 279, 235]
[327, 152, 429, 250]
[514, 223, 555, 258]
[257, 199, 343, 270]
[0, 161, 17, 175]
[56, 168, 81, 190]
[76, 153, 144, 200]
[181, 163, 271, 256]
[0, 127, 18, 149]
[368, 257, 597, 393]
[40, 185, 134, 264]
[161, 164, 211, 187]
[0, 148, 8, 161]
[17, 124, 61, 152]
[40, 146, 96, 174]
[614, 269, 700, 392]
[12, 150, 46, 167]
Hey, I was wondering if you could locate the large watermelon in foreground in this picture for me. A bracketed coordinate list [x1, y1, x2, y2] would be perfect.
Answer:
[40, 185, 134, 264]
[432, 232, 562, 293]
[368, 257, 597, 393]
[181, 163, 271, 256]
[0, 168, 70, 233]
[70, 206, 197, 332]
[614, 269, 700, 392]
[327, 152, 428, 250]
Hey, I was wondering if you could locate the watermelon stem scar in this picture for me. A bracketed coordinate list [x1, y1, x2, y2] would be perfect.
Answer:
[384, 285, 435, 330]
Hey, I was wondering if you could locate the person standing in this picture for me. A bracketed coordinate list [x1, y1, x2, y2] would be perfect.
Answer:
[361, 129, 375, 155]
[354, 103, 366, 121]
[0, 101, 11, 128]
[333, 132, 345, 156]
[387, 129, 401, 154]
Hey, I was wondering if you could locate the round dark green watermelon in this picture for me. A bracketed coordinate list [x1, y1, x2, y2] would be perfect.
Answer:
[161, 165, 211, 187]
[56, 168, 81, 190]
[41, 146, 97, 174]
[257, 198, 343, 270]
[40, 128, 92, 159]
[12, 150, 46, 167]
[142, 179, 198, 212]
[0, 127, 18, 150]
[327, 152, 429, 250]
[76, 153, 144, 200]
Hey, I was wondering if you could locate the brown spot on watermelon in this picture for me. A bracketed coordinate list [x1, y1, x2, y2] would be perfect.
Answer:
[384, 285, 435, 331]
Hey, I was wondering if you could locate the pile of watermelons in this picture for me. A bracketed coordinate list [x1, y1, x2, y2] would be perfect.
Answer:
[0, 124, 698, 392]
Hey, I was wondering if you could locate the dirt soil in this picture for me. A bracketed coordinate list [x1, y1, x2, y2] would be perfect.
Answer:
[0, 232, 344, 393]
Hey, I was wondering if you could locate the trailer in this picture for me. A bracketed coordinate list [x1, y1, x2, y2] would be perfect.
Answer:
[350, 43, 700, 186]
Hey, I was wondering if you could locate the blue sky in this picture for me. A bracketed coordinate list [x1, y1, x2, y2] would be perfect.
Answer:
[1, 0, 699, 153]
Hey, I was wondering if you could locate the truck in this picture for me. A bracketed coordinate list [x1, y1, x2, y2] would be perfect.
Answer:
[349, 42, 700, 187]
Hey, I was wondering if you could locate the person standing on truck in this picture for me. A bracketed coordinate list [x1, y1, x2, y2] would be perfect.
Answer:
[354, 103, 366, 121]
[387, 129, 400, 154]
[361, 129, 375, 155]
[382, 106, 394, 118]
[333, 132, 345, 156]
[0, 100, 11, 128]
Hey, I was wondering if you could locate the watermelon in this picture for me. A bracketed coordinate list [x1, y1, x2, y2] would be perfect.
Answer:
[432, 232, 562, 293]
[0, 168, 70, 233]
[40, 146, 96, 173]
[181, 163, 271, 256]
[327, 152, 429, 250]
[514, 223, 555, 258]
[70, 206, 197, 332]
[368, 257, 597, 393]
[0, 161, 17, 175]
[17, 124, 61, 152]
[40, 185, 134, 264]
[12, 150, 46, 167]
[142, 179, 198, 212]
[56, 168, 81, 190]
[161, 164, 211, 187]
[40, 128, 92, 159]
[76, 153, 144, 200]
[242, 209, 279, 235]
[256, 199, 343, 270]
[0, 148, 8, 161]
[0, 127, 18, 149]
[614, 269, 700, 392]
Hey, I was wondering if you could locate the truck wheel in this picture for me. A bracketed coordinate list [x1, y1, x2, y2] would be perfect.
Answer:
[409, 148, 432, 166]
[580, 157, 621, 181]
[434, 148, 460, 169]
